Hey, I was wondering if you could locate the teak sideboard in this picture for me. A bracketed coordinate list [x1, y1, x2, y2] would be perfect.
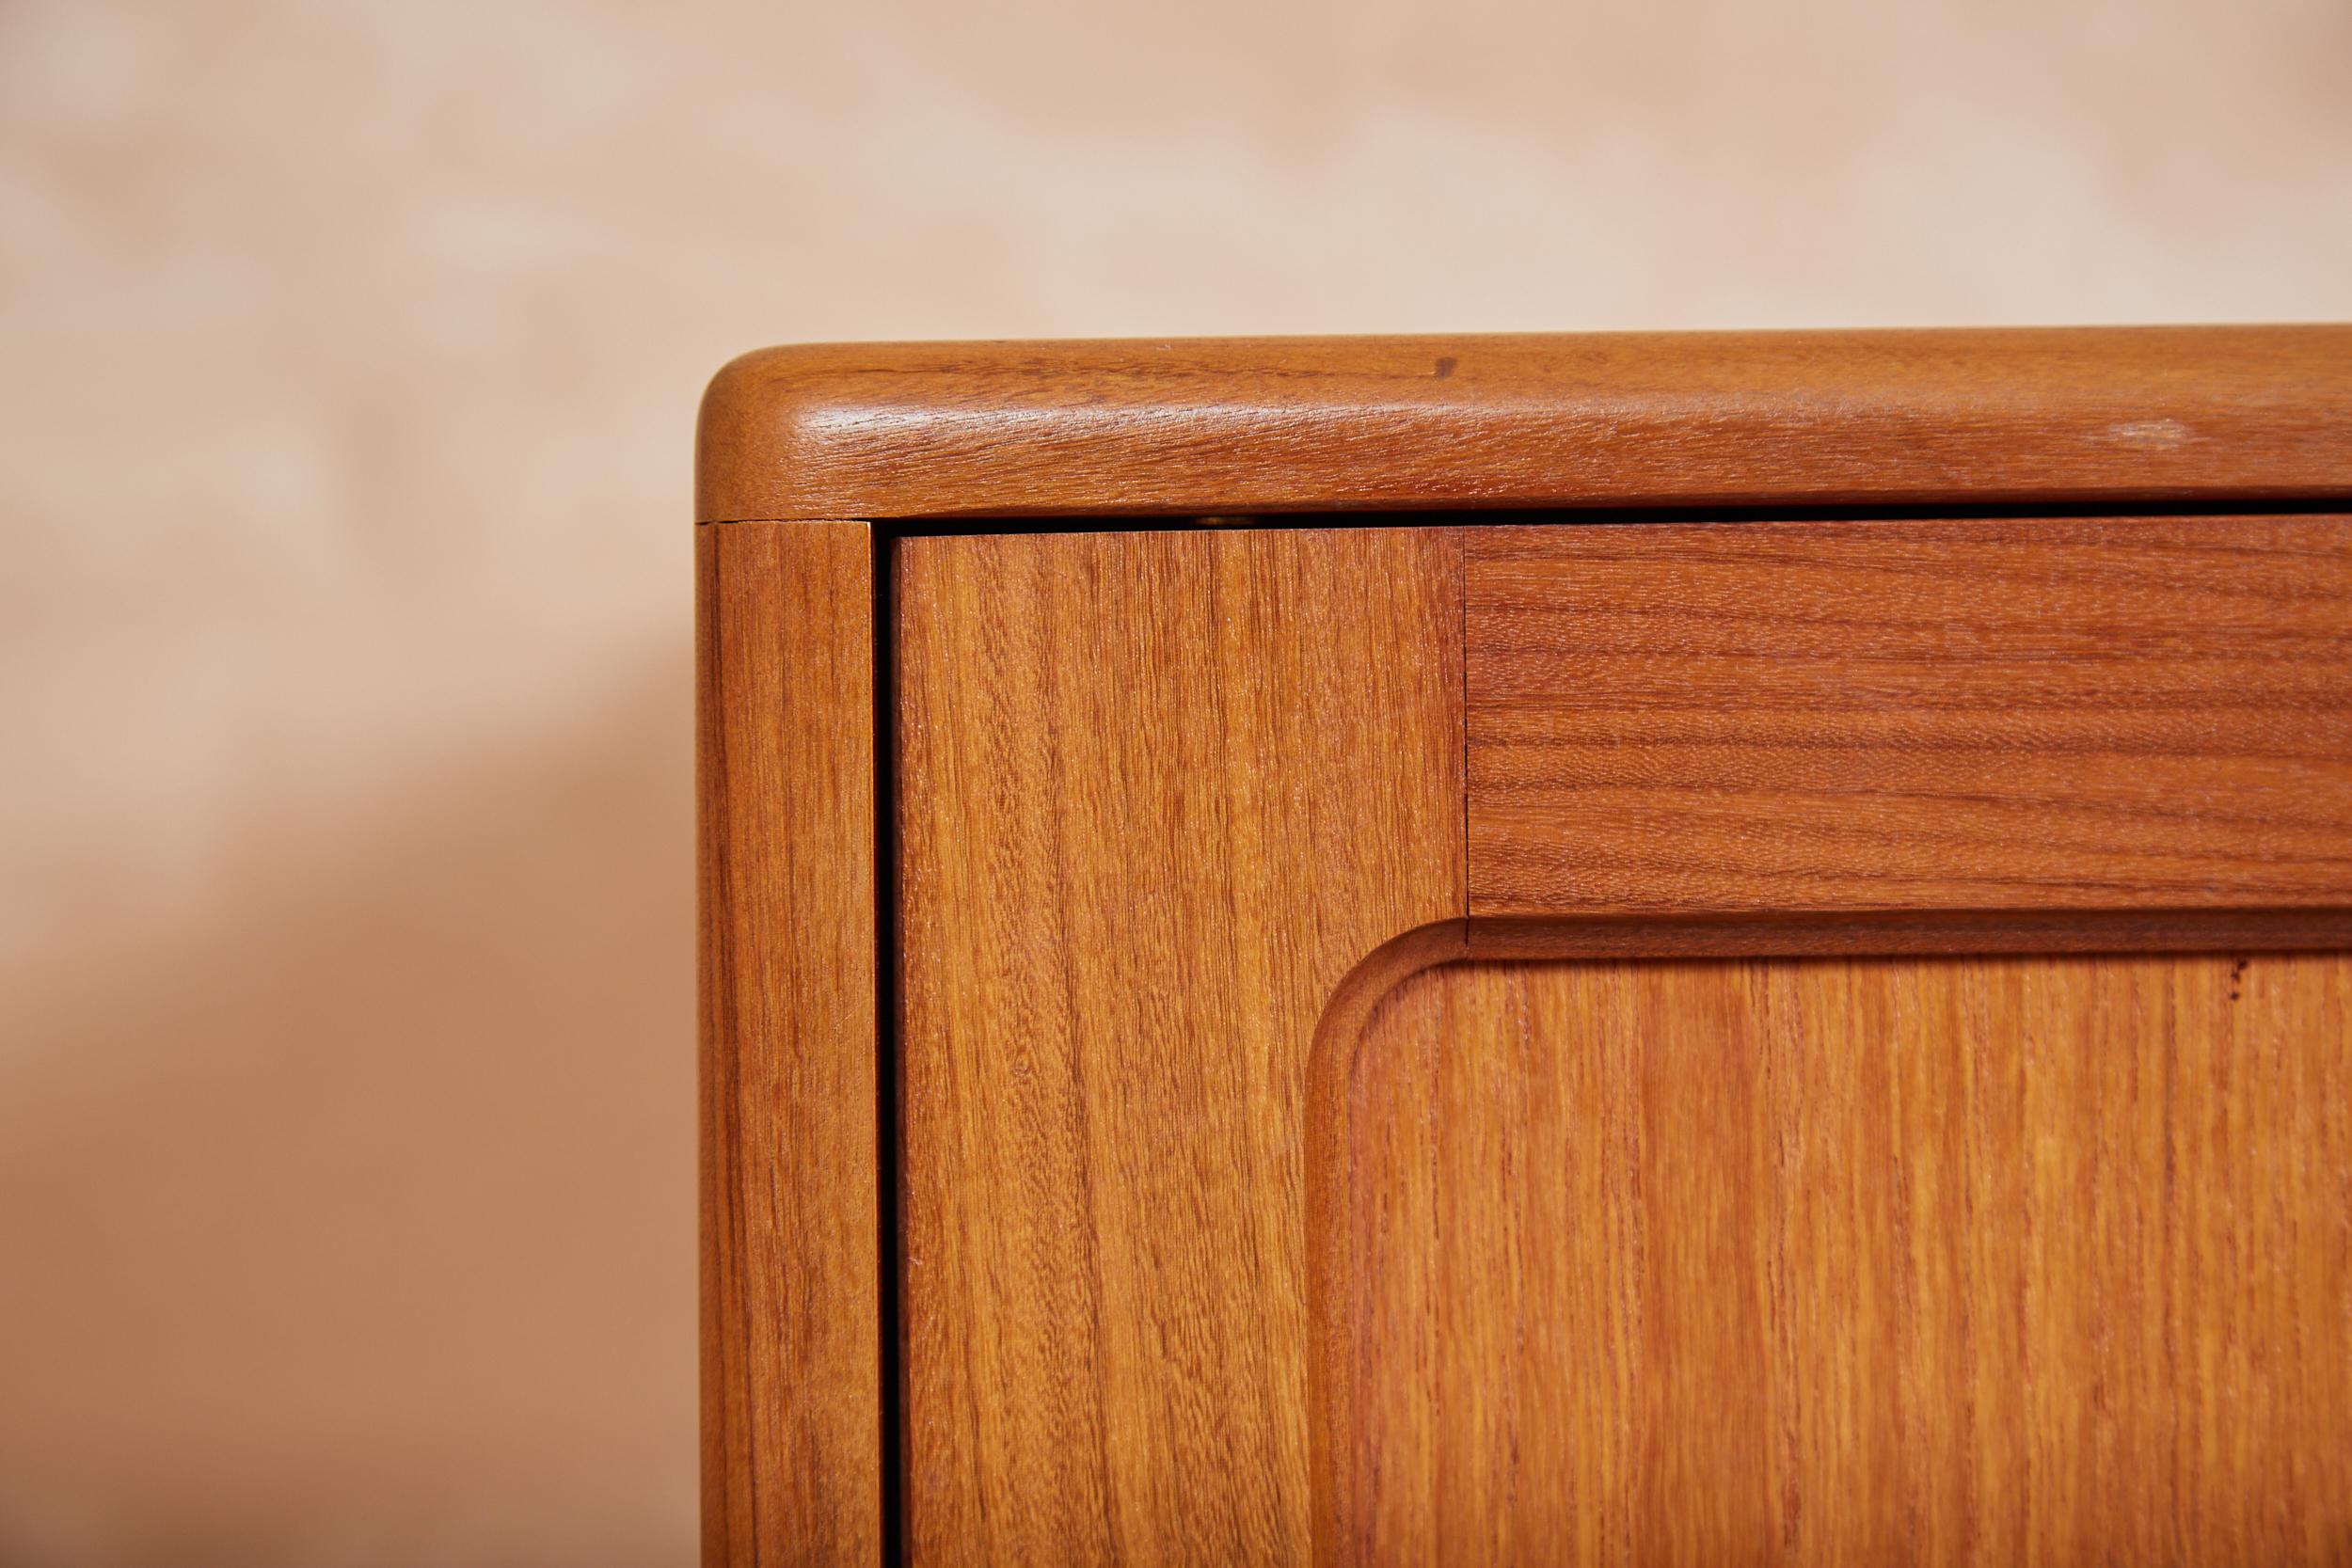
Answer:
[695, 328, 2352, 1566]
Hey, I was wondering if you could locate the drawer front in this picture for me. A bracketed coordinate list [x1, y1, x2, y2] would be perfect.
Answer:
[715, 512, 2352, 1564]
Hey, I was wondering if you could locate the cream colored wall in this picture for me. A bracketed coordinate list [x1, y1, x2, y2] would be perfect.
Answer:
[2, 0, 2347, 1561]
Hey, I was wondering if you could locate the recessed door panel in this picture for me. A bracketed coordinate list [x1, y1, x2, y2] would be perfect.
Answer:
[1325, 953, 2352, 1565]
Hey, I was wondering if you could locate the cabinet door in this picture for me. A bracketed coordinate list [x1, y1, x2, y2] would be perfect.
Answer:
[893, 515, 2352, 1566]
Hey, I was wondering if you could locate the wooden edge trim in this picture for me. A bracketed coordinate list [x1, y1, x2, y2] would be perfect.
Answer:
[697, 325, 2352, 522]
[1302, 904, 2352, 1565]
[698, 520, 882, 1566]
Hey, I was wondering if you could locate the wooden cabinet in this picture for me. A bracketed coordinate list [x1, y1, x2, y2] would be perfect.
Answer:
[696, 329, 2352, 1564]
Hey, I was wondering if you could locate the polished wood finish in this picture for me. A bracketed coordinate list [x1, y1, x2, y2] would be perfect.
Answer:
[1317, 952, 2352, 1565]
[696, 326, 2352, 1565]
[698, 522, 881, 1565]
[895, 528, 1466, 1563]
[697, 327, 2352, 522]
[1468, 515, 2352, 917]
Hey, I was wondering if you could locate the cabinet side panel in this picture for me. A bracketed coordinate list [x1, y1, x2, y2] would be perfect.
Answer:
[1468, 515, 2352, 916]
[698, 522, 880, 1566]
[896, 528, 1467, 1564]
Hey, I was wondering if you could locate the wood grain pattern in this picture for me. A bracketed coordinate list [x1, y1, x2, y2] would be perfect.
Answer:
[697, 327, 2352, 522]
[1320, 952, 2352, 1566]
[895, 527, 1467, 1563]
[1469, 515, 2352, 917]
[698, 522, 880, 1566]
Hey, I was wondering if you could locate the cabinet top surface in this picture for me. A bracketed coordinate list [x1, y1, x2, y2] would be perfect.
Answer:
[695, 325, 2352, 524]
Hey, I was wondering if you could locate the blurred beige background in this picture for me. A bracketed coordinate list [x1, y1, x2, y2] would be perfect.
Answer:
[2, 0, 2348, 1561]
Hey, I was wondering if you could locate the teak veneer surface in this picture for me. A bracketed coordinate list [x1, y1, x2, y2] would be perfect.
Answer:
[697, 523, 881, 1565]
[695, 325, 2352, 1567]
[1323, 953, 2352, 1566]
[1467, 515, 2352, 917]
[895, 528, 1466, 1564]
[697, 326, 2352, 522]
